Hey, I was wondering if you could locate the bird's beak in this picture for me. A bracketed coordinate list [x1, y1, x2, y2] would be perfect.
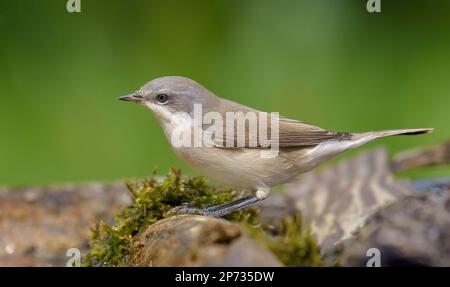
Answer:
[117, 93, 144, 103]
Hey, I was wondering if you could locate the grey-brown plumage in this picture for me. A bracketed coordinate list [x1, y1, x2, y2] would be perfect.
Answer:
[118, 76, 433, 217]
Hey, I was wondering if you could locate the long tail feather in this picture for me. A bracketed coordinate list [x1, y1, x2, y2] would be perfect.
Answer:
[351, 128, 433, 147]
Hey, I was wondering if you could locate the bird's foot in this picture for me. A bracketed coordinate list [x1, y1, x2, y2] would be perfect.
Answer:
[166, 196, 265, 218]
[166, 204, 225, 218]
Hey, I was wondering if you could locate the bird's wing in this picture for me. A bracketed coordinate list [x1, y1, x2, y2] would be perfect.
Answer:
[275, 116, 351, 147]
[204, 113, 351, 149]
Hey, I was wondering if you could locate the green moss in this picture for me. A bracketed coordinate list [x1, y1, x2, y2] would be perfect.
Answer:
[245, 214, 327, 266]
[83, 167, 257, 266]
[84, 167, 327, 267]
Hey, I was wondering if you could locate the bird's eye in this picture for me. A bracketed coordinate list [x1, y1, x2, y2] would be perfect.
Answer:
[156, 93, 169, 104]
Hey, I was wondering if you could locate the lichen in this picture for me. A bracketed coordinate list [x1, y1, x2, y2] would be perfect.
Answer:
[84, 167, 327, 267]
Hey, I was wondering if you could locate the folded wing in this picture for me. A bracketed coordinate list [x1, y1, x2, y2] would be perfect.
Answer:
[205, 112, 351, 149]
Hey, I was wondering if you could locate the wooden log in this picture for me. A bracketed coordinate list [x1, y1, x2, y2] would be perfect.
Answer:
[392, 139, 450, 172]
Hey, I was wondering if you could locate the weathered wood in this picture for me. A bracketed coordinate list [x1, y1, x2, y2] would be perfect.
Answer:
[334, 189, 450, 266]
[392, 139, 450, 171]
[261, 141, 450, 252]
[261, 148, 415, 251]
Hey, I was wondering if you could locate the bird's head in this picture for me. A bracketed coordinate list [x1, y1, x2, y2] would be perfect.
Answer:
[118, 76, 218, 124]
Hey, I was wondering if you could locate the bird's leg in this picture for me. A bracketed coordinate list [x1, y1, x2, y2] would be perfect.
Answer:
[166, 188, 270, 217]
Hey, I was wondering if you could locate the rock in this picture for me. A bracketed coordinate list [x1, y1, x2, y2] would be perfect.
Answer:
[334, 188, 450, 266]
[127, 215, 282, 267]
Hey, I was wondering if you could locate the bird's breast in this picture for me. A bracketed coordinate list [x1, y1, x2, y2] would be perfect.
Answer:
[171, 146, 311, 189]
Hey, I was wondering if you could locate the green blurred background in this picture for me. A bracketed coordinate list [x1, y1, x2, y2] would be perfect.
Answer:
[0, 0, 449, 185]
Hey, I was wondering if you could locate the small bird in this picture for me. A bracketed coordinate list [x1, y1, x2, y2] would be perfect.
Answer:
[118, 76, 432, 217]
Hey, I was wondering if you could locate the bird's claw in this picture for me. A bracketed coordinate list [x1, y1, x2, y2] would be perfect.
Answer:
[166, 205, 223, 217]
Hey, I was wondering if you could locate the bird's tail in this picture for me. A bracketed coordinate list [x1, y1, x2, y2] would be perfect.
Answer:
[350, 128, 433, 148]
[307, 128, 433, 167]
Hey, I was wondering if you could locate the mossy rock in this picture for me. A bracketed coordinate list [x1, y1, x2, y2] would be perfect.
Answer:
[83, 168, 326, 267]
[128, 215, 282, 266]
